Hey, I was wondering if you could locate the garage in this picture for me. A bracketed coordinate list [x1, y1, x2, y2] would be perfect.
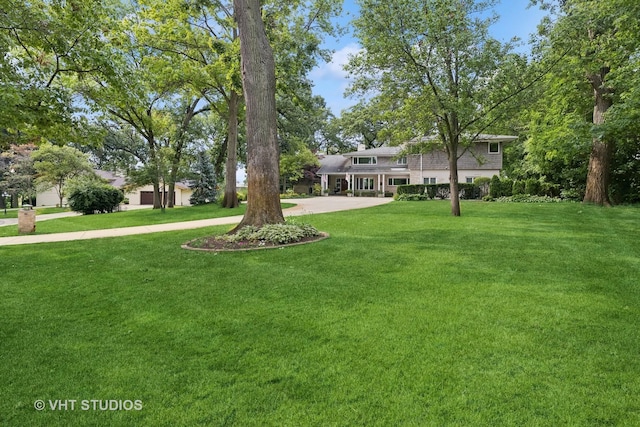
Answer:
[139, 191, 175, 205]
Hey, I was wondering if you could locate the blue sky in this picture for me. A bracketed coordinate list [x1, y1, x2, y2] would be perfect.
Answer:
[310, 0, 548, 116]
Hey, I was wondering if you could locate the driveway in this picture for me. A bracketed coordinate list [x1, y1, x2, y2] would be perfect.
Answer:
[0, 196, 393, 246]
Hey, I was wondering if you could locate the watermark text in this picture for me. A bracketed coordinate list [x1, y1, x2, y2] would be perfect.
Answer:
[34, 399, 143, 411]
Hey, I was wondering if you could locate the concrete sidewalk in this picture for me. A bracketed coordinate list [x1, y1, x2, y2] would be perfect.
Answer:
[0, 197, 393, 246]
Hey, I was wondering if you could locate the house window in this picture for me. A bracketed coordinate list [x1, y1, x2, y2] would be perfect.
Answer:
[356, 177, 375, 190]
[466, 177, 475, 183]
[388, 178, 408, 186]
[396, 156, 407, 165]
[424, 177, 436, 184]
[335, 178, 343, 192]
[353, 157, 377, 165]
[489, 142, 500, 153]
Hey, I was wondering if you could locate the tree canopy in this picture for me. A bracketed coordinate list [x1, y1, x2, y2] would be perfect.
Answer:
[347, 0, 532, 215]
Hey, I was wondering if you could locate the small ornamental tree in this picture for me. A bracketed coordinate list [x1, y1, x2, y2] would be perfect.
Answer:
[32, 144, 95, 207]
[190, 151, 218, 205]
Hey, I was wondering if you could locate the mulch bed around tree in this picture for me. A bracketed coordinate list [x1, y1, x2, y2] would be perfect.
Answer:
[182, 232, 329, 252]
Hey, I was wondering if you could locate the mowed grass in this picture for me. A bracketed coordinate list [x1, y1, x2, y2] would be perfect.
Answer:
[0, 203, 296, 237]
[0, 204, 251, 237]
[0, 206, 69, 219]
[1, 201, 639, 426]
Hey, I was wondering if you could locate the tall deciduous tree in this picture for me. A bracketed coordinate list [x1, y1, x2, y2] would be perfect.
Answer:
[531, 0, 640, 205]
[0, 144, 36, 207]
[0, 0, 112, 146]
[233, 0, 284, 229]
[134, 0, 243, 209]
[348, 0, 531, 216]
[32, 143, 94, 207]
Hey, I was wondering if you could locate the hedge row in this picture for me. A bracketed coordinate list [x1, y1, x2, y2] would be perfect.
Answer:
[489, 176, 561, 198]
[397, 183, 481, 200]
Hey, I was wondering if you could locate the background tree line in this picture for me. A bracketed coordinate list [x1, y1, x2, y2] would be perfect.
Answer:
[2, 0, 639, 219]
[1, 0, 340, 211]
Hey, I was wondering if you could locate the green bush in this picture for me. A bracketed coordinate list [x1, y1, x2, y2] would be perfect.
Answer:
[560, 188, 583, 201]
[396, 193, 430, 201]
[68, 182, 124, 215]
[489, 175, 501, 198]
[474, 177, 491, 197]
[223, 222, 320, 245]
[512, 180, 526, 195]
[489, 175, 513, 198]
[495, 195, 566, 203]
[396, 184, 480, 201]
[459, 183, 481, 200]
[525, 178, 541, 196]
[397, 185, 426, 195]
[541, 182, 561, 198]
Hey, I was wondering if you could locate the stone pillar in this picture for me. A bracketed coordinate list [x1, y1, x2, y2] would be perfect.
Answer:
[18, 205, 36, 234]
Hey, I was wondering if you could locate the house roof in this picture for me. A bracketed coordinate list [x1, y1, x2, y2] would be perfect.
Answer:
[342, 146, 403, 157]
[95, 170, 191, 190]
[95, 170, 126, 188]
[317, 155, 350, 174]
[317, 154, 410, 175]
[411, 134, 518, 144]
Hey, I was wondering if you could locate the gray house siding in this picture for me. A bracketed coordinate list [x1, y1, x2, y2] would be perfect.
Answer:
[407, 142, 502, 171]
[318, 135, 515, 194]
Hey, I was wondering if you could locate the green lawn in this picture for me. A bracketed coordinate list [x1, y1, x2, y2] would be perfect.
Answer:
[0, 206, 69, 219]
[1, 201, 639, 425]
[0, 204, 252, 236]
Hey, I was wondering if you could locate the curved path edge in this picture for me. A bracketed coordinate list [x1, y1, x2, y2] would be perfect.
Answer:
[0, 197, 393, 247]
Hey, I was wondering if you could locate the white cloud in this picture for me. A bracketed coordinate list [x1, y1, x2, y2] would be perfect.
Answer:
[312, 43, 362, 80]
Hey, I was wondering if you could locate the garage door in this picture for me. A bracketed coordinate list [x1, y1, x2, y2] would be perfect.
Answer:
[139, 191, 176, 205]
[140, 191, 154, 205]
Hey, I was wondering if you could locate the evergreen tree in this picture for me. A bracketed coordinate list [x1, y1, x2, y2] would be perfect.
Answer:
[189, 151, 217, 205]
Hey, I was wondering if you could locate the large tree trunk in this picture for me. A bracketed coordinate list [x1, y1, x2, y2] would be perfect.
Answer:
[232, 0, 284, 230]
[167, 182, 176, 208]
[222, 89, 240, 208]
[448, 137, 461, 217]
[152, 180, 162, 209]
[584, 70, 613, 206]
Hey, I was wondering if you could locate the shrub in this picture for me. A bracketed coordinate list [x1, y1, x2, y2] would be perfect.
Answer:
[541, 182, 561, 198]
[223, 222, 320, 245]
[397, 184, 426, 195]
[396, 183, 481, 200]
[489, 175, 501, 198]
[68, 182, 124, 215]
[495, 195, 566, 203]
[525, 178, 541, 196]
[474, 177, 491, 197]
[459, 183, 481, 200]
[396, 193, 430, 201]
[489, 175, 513, 198]
[560, 188, 582, 201]
[512, 180, 526, 195]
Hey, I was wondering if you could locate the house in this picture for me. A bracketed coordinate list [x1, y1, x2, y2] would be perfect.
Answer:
[126, 182, 193, 206]
[36, 170, 194, 207]
[317, 134, 517, 195]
